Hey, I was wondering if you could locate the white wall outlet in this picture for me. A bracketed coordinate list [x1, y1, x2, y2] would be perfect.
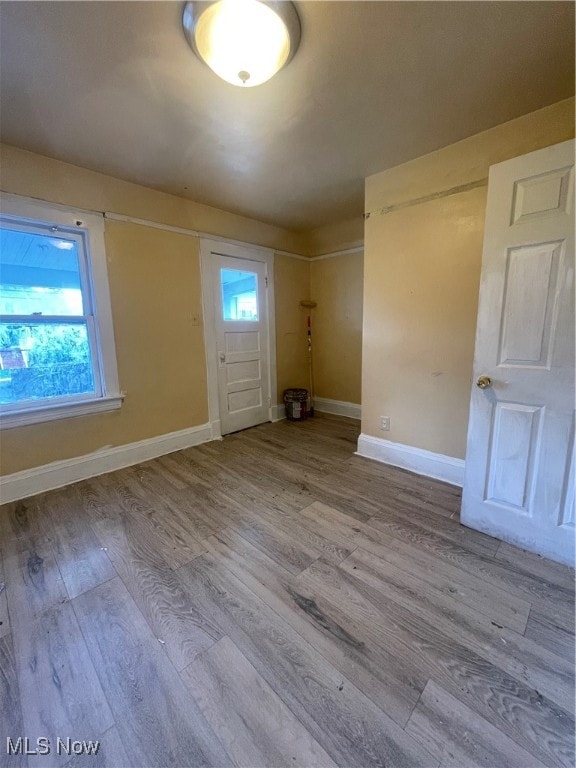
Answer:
[380, 416, 390, 431]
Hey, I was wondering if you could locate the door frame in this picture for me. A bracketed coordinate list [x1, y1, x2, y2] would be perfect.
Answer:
[200, 237, 278, 439]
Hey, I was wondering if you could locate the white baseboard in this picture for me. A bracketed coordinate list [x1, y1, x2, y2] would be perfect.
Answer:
[314, 398, 361, 420]
[271, 399, 360, 421]
[271, 404, 286, 422]
[210, 419, 222, 439]
[0, 422, 213, 504]
[356, 433, 465, 487]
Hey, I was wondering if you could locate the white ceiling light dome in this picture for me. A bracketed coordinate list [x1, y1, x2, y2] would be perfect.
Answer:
[183, 0, 301, 88]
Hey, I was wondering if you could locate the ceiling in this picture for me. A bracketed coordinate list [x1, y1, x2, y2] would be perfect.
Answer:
[0, 1, 574, 233]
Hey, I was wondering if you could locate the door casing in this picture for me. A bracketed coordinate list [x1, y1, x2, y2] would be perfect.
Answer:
[200, 237, 278, 438]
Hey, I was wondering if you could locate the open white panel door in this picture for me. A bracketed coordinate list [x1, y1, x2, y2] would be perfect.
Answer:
[461, 140, 575, 566]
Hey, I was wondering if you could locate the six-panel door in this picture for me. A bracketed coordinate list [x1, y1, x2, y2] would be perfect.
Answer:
[461, 140, 575, 565]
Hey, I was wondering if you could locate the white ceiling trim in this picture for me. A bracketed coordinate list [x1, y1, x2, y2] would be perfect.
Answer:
[197, 231, 274, 257]
[276, 244, 364, 261]
[365, 178, 488, 220]
[310, 245, 364, 261]
[1, 190, 105, 224]
[274, 248, 309, 261]
[104, 211, 199, 238]
[104, 212, 280, 258]
[2, 200, 365, 262]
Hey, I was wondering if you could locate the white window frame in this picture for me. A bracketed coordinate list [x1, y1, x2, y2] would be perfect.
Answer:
[0, 193, 122, 428]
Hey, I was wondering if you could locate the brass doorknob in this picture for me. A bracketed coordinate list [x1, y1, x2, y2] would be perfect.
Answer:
[476, 375, 492, 389]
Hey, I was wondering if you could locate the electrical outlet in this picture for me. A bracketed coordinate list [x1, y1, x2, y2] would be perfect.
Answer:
[380, 416, 390, 431]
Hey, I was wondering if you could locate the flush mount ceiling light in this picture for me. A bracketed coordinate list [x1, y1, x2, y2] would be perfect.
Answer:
[182, 0, 301, 88]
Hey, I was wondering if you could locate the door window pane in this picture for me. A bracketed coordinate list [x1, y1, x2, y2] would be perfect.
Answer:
[221, 268, 258, 321]
[0, 227, 84, 315]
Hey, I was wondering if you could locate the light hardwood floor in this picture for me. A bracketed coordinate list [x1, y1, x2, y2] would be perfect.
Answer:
[0, 414, 574, 768]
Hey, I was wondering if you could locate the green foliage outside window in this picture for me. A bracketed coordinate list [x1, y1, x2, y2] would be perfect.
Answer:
[0, 324, 94, 402]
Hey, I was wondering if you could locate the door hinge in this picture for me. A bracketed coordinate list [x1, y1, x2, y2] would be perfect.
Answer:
[265, 276, 268, 287]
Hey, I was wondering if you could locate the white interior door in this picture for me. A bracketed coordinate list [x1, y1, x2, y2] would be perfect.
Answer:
[213, 254, 270, 435]
[461, 140, 574, 566]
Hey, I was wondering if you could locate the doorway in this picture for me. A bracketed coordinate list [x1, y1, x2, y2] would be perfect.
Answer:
[200, 239, 277, 437]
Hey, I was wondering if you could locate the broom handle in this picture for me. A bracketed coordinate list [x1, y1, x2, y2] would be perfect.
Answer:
[307, 314, 314, 405]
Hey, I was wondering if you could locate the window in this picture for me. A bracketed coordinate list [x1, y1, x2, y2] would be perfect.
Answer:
[0, 195, 122, 428]
[220, 268, 258, 321]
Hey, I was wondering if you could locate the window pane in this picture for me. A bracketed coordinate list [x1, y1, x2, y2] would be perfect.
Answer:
[0, 226, 84, 315]
[0, 322, 95, 405]
[221, 268, 258, 321]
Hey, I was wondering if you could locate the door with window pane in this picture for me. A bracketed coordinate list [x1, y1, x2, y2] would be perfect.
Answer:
[213, 254, 270, 434]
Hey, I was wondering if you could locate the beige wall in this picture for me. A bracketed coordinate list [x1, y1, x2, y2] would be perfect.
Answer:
[274, 251, 365, 406]
[0, 147, 313, 475]
[305, 216, 364, 257]
[0, 144, 306, 255]
[362, 98, 575, 460]
[274, 255, 311, 401]
[0, 144, 365, 476]
[2, 221, 209, 475]
[310, 253, 363, 404]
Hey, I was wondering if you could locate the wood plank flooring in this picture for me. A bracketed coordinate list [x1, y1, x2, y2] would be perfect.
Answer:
[0, 414, 574, 768]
